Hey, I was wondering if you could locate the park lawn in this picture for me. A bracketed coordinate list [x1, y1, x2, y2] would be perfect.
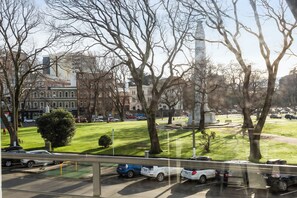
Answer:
[2, 118, 297, 164]
[262, 119, 297, 137]
[216, 114, 297, 138]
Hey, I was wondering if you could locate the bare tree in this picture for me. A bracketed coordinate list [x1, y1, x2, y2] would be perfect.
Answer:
[108, 64, 130, 122]
[0, 0, 59, 146]
[160, 78, 185, 124]
[223, 62, 267, 122]
[181, 0, 297, 161]
[46, 0, 194, 154]
[75, 54, 115, 122]
[277, 69, 297, 108]
[207, 64, 228, 114]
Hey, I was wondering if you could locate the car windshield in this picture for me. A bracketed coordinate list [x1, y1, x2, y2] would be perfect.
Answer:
[143, 166, 154, 169]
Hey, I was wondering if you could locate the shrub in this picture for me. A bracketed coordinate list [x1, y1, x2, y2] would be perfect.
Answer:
[199, 130, 216, 153]
[36, 109, 76, 148]
[98, 135, 112, 148]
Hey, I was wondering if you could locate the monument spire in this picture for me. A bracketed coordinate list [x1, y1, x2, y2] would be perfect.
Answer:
[188, 21, 216, 127]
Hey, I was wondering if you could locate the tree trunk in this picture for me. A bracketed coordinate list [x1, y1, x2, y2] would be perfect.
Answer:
[1, 111, 19, 146]
[199, 94, 205, 130]
[242, 66, 253, 129]
[248, 128, 261, 162]
[119, 111, 124, 122]
[199, 106, 205, 131]
[147, 112, 162, 154]
[242, 107, 253, 128]
[249, 73, 276, 162]
[167, 107, 174, 124]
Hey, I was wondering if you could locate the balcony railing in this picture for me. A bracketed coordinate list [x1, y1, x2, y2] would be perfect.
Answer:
[2, 152, 297, 197]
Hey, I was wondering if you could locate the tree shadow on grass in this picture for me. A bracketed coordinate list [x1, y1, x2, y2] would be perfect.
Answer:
[81, 138, 151, 156]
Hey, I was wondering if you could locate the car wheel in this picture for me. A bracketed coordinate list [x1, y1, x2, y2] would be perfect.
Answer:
[5, 160, 12, 167]
[54, 161, 63, 165]
[278, 180, 288, 192]
[127, 170, 135, 178]
[199, 175, 207, 184]
[157, 173, 165, 182]
[27, 161, 35, 168]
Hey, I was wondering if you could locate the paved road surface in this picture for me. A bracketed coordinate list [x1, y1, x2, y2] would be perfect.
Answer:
[3, 166, 297, 198]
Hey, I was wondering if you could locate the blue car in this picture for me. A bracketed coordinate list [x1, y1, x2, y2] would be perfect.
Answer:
[117, 164, 142, 178]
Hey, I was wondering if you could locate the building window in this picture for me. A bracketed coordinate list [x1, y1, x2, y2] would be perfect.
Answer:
[33, 102, 38, 108]
[59, 102, 63, 107]
[52, 91, 56, 98]
[40, 102, 44, 109]
[59, 91, 63, 98]
[65, 102, 69, 108]
[52, 102, 56, 108]
[71, 102, 75, 108]
[65, 92, 68, 98]
[40, 92, 44, 98]
[132, 91, 136, 95]
[71, 91, 74, 98]
[33, 92, 37, 98]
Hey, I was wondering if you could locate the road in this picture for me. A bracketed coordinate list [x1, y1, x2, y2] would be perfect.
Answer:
[3, 165, 297, 198]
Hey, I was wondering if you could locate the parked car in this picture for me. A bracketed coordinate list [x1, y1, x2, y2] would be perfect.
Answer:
[264, 159, 297, 192]
[181, 156, 216, 184]
[141, 165, 182, 182]
[2, 146, 26, 167]
[21, 150, 61, 168]
[284, 114, 297, 119]
[75, 117, 88, 123]
[215, 160, 251, 187]
[93, 118, 104, 122]
[24, 118, 35, 123]
[270, 114, 282, 119]
[126, 115, 136, 119]
[136, 116, 147, 120]
[117, 164, 142, 178]
[108, 117, 119, 122]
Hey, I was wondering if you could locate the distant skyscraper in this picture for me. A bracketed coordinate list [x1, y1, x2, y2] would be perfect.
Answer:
[42, 56, 50, 75]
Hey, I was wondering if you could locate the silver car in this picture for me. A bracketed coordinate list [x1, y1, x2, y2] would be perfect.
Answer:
[21, 150, 59, 168]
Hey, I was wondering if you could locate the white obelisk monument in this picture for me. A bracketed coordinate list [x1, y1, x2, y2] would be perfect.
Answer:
[188, 21, 216, 126]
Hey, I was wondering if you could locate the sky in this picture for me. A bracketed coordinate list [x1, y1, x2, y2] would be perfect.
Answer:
[34, 0, 297, 78]
[201, 0, 297, 78]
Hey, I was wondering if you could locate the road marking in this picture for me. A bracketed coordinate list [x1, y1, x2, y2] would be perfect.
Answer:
[280, 189, 297, 196]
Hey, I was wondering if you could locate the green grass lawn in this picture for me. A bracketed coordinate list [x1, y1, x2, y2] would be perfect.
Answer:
[2, 116, 297, 164]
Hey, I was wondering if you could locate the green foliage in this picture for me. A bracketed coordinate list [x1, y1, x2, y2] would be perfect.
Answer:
[36, 109, 76, 148]
[98, 135, 112, 148]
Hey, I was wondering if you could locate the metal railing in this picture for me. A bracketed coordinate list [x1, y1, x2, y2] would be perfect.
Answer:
[2, 152, 297, 197]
